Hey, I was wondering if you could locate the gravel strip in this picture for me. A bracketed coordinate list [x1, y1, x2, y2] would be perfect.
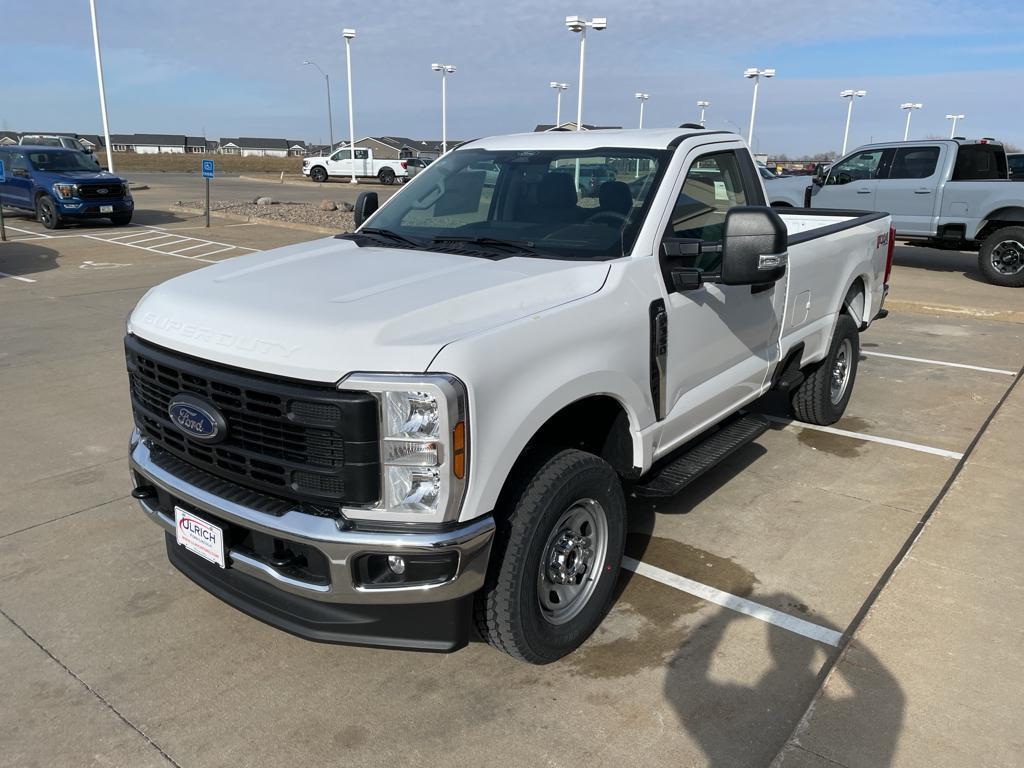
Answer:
[176, 199, 355, 232]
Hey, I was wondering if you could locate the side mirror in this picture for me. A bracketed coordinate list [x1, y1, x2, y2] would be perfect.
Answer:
[659, 237, 703, 292]
[353, 191, 379, 228]
[812, 163, 827, 186]
[720, 206, 788, 286]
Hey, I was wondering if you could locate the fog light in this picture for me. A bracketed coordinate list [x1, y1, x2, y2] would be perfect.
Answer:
[387, 555, 406, 575]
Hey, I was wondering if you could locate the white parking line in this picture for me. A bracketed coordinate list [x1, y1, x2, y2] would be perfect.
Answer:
[862, 350, 1016, 377]
[169, 242, 215, 254]
[0, 272, 37, 283]
[761, 414, 964, 460]
[623, 557, 843, 646]
[122, 233, 179, 245]
[80, 234, 218, 263]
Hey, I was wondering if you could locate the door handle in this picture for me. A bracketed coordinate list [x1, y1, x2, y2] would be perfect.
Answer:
[856, 188, 872, 194]
[913, 188, 932, 194]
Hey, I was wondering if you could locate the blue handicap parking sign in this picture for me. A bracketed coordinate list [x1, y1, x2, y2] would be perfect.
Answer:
[202, 159, 214, 178]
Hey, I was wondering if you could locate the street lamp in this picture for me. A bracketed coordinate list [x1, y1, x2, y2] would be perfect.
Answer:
[431, 63, 456, 154]
[946, 113, 965, 138]
[550, 82, 569, 127]
[697, 100, 710, 127]
[303, 60, 334, 152]
[565, 16, 607, 131]
[342, 28, 357, 184]
[88, 0, 114, 173]
[900, 102, 922, 141]
[840, 89, 867, 155]
[744, 67, 775, 147]
[634, 93, 649, 177]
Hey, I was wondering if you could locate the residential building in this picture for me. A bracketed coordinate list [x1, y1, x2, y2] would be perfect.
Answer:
[236, 138, 290, 158]
[533, 122, 622, 132]
[0, 131, 19, 146]
[185, 136, 207, 154]
[108, 134, 187, 153]
[218, 138, 241, 155]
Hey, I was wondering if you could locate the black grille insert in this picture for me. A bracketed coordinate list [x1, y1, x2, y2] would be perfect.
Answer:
[126, 335, 380, 510]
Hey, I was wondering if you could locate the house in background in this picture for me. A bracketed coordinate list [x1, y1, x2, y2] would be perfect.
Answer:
[236, 138, 289, 157]
[108, 134, 187, 153]
[79, 135, 105, 151]
[206, 140, 220, 153]
[533, 122, 621, 132]
[218, 139, 240, 155]
[185, 136, 207, 154]
[287, 140, 307, 157]
[0, 131, 19, 146]
[333, 136, 404, 160]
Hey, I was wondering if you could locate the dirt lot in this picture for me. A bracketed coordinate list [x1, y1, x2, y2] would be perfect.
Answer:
[1, 197, 1022, 767]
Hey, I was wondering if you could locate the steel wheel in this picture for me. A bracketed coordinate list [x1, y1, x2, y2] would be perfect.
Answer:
[990, 239, 1024, 276]
[830, 337, 852, 404]
[537, 498, 609, 626]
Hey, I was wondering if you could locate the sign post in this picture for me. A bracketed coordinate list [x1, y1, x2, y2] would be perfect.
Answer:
[201, 159, 214, 228]
[0, 160, 7, 242]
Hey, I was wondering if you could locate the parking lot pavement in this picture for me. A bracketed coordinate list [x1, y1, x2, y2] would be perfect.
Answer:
[1, 215, 1023, 767]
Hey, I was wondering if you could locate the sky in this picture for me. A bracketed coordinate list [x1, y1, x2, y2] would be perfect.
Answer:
[1, 0, 1020, 156]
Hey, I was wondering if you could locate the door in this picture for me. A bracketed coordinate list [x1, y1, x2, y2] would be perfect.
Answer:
[2, 152, 34, 209]
[811, 147, 894, 212]
[874, 145, 943, 235]
[657, 149, 783, 455]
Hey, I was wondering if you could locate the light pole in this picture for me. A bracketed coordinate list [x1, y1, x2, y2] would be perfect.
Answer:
[744, 67, 775, 148]
[431, 63, 456, 154]
[565, 16, 607, 131]
[634, 92, 649, 177]
[840, 89, 867, 155]
[697, 100, 710, 127]
[900, 102, 922, 141]
[946, 113, 965, 138]
[342, 28, 357, 184]
[88, 0, 113, 173]
[550, 82, 569, 127]
[303, 60, 334, 152]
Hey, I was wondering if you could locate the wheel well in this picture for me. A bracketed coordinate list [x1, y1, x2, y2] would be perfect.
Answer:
[770, 201, 793, 208]
[523, 396, 634, 477]
[841, 277, 866, 323]
[977, 207, 1024, 241]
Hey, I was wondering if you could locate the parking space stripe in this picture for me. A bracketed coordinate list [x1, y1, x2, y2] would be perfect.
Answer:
[761, 414, 964, 460]
[862, 350, 1016, 376]
[169, 242, 215, 254]
[80, 235, 217, 263]
[623, 557, 843, 646]
[124, 233, 179, 245]
[0, 271, 37, 283]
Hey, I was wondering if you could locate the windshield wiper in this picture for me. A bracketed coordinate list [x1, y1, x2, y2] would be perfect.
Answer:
[346, 227, 425, 249]
[431, 236, 545, 257]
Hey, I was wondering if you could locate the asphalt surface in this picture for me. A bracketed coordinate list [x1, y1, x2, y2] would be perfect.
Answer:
[1, 198, 1023, 767]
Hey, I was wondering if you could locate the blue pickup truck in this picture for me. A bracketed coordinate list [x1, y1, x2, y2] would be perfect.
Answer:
[0, 145, 133, 229]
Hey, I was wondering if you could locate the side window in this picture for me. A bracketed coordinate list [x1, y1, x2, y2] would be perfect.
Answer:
[828, 149, 893, 185]
[668, 151, 748, 245]
[951, 145, 1007, 181]
[330, 150, 344, 161]
[11, 152, 30, 173]
[889, 146, 940, 180]
[354, 149, 368, 160]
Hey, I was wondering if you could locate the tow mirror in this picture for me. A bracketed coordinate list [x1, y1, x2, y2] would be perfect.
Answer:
[353, 191, 379, 228]
[720, 207, 788, 285]
[812, 163, 828, 186]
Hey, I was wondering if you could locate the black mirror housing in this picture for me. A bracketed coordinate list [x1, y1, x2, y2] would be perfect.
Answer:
[353, 191, 379, 228]
[720, 206, 788, 286]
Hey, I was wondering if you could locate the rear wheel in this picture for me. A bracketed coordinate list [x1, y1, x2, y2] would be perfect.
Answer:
[978, 227, 1024, 287]
[309, 166, 328, 183]
[474, 449, 625, 664]
[790, 313, 859, 425]
[378, 168, 396, 185]
[36, 196, 62, 229]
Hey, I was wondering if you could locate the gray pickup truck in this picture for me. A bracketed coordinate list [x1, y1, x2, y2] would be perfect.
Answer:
[766, 139, 1024, 287]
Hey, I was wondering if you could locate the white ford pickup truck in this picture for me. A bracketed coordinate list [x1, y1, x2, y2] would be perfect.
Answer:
[126, 128, 892, 663]
[303, 147, 407, 185]
[766, 139, 1024, 287]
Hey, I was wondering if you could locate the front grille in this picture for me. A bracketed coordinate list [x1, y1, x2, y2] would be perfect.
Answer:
[79, 183, 125, 199]
[126, 335, 380, 512]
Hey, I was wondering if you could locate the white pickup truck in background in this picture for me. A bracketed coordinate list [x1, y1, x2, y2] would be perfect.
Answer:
[303, 146, 408, 185]
[767, 139, 1024, 286]
[126, 127, 892, 663]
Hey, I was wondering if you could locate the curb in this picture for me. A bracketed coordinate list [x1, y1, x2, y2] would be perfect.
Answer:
[167, 205, 349, 236]
[237, 175, 315, 187]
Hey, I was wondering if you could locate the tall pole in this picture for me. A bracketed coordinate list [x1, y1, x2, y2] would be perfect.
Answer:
[343, 29, 357, 184]
[748, 77, 759, 145]
[946, 114, 964, 138]
[442, 69, 448, 153]
[842, 98, 854, 155]
[575, 27, 586, 131]
[697, 100, 709, 127]
[903, 109, 913, 141]
[556, 89, 562, 126]
[325, 74, 335, 151]
[88, 0, 113, 173]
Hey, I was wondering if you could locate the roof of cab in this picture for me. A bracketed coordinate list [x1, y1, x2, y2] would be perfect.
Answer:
[460, 128, 738, 152]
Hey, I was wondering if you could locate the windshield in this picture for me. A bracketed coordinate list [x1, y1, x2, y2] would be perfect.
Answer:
[27, 151, 102, 173]
[364, 147, 670, 260]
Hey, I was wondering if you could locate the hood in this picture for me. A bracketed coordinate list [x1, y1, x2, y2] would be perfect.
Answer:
[129, 237, 609, 382]
[36, 169, 127, 185]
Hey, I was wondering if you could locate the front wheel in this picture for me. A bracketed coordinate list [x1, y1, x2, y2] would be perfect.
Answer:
[790, 313, 859, 425]
[110, 213, 132, 226]
[36, 196, 62, 229]
[378, 168, 396, 185]
[474, 449, 626, 664]
[309, 166, 328, 183]
[978, 227, 1024, 287]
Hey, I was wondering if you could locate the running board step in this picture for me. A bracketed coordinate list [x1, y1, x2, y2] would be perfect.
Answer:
[633, 414, 770, 498]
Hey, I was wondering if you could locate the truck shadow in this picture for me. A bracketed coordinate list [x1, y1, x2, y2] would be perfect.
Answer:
[0, 242, 60, 280]
[894, 244, 988, 283]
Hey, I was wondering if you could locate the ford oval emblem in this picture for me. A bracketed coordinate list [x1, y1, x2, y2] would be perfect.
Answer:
[167, 394, 227, 442]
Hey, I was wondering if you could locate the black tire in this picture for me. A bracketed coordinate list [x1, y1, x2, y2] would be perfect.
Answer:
[378, 168, 396, 185]
[790, 313, 859, 425]
[309, 166, 328, 183]
[110, 213, 132, 226]
[474, 449, 626, 664]
[978, 227, 1024, 287]
[36, 196, 62, 230]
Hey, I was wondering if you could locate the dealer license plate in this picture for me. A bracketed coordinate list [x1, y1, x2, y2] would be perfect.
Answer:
[174, 506, 226, 568]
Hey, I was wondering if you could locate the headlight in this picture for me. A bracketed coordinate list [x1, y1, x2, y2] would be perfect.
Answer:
[339, 374, 468, 524]
[53, 183, 79, 199]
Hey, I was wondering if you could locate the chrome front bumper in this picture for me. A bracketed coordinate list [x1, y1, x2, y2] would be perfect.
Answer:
[129, 431, 494, 606]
